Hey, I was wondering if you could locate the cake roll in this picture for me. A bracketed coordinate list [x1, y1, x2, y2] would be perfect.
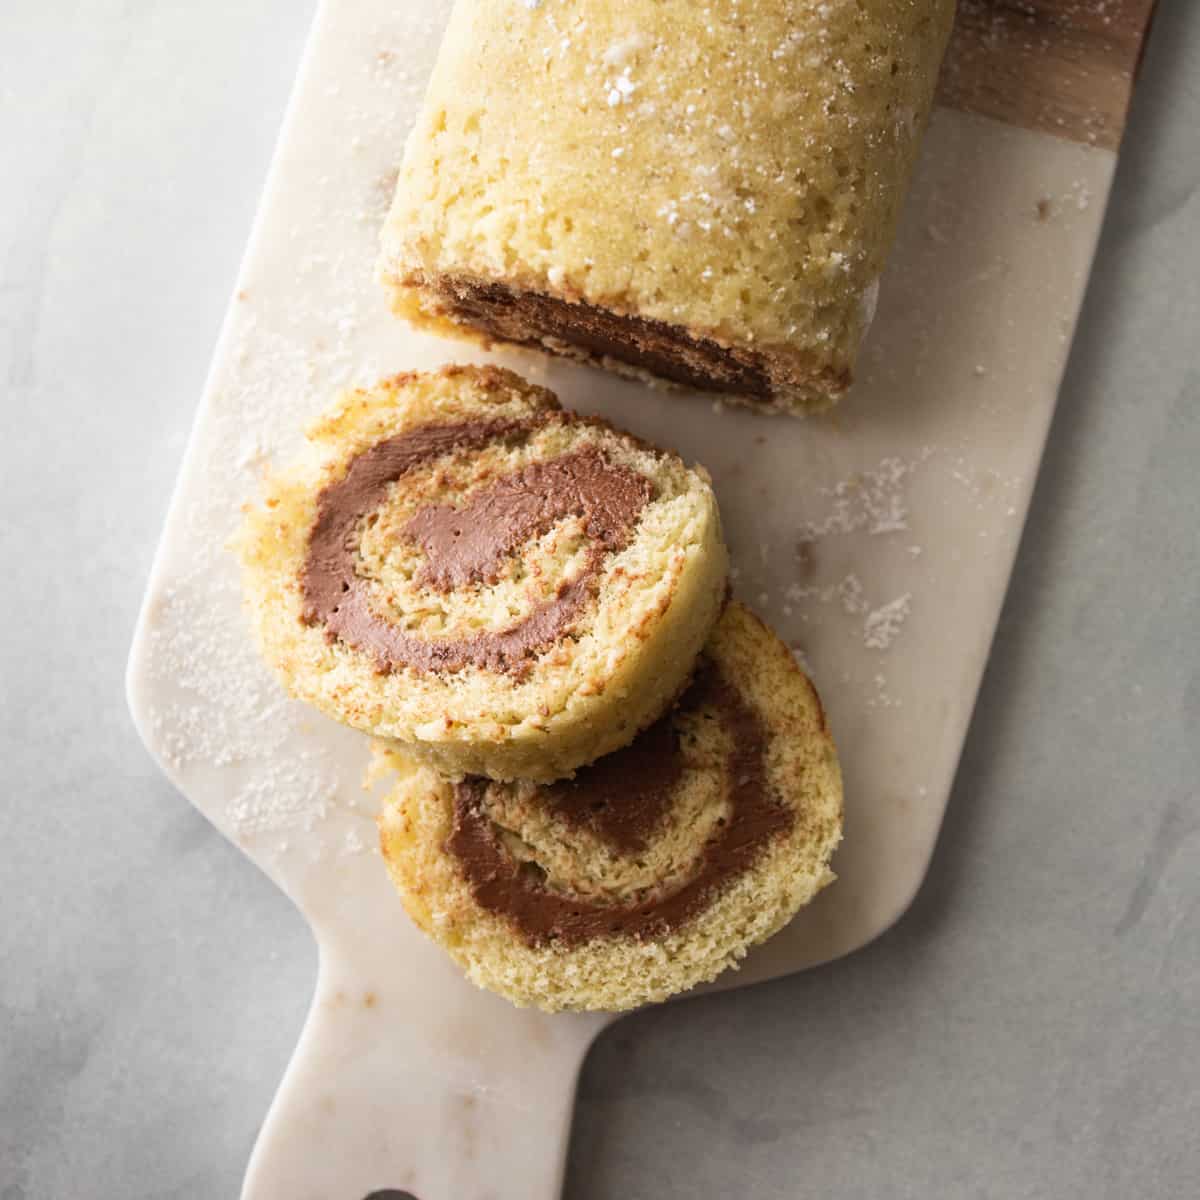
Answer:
[235, 365, 728, 782]
[380, 0, 955, 413]
[377, 602, 843, 1011]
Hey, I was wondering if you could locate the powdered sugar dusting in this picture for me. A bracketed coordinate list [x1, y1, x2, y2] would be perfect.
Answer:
[735, 448, 936, 715]
[606, 69, 637, 107]
[869, 672, 901, 710]
[798, 451, 931, 542]
[785, 575, 915, 656]
[602, 33, 648, 67]
[137, 9, 451, 859]
[863, 593, 912, 651]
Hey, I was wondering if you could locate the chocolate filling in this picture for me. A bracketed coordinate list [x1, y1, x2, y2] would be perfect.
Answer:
[541, 713, 683, 854]
[300, 419, 652, 677]
[429, 276, 775, 398]
[403, 447, 651, 592]
[447, 666, 793, 946]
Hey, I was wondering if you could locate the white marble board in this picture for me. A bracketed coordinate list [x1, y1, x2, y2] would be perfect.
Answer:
[125, 2, 1127, 1197]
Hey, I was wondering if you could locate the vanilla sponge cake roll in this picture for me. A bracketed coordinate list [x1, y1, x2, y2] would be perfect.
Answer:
[378, 602, 843, 1012]
[234, 366, 728, 782]
[380, 0, 955, 414]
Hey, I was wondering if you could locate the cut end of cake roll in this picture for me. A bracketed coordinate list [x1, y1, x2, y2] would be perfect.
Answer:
[377, 602, 843, 1012]
[233, 364, 729, 782]
[384, 272, 853, 414]
[379, 0, 955, 414]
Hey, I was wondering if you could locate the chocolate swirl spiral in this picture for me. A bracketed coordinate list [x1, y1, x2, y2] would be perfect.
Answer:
[446, 663, 795, 946]
[300, 416, 653, 677]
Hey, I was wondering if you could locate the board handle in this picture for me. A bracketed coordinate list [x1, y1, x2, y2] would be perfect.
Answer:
[241, 938, 606, 1200]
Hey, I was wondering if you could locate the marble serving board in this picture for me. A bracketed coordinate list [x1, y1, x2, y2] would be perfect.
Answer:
[126, 2, 1155, 1198]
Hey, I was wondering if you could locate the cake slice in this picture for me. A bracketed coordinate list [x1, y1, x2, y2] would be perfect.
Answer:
[377, 602, 843, 1011]
[233, 365, 728, 783]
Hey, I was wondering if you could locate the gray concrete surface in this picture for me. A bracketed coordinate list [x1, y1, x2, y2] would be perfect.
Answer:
[2, 2, 1197, 1197]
